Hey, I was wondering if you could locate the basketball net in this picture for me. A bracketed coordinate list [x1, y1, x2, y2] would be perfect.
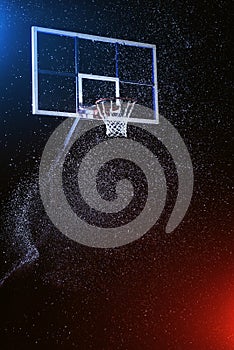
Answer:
[96, 97, 136, 137]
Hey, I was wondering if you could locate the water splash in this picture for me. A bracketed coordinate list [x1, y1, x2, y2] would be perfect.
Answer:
[0, 179, 39, 287]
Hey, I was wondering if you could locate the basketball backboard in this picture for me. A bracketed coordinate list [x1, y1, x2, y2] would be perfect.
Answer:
[31, 26, 159, 124]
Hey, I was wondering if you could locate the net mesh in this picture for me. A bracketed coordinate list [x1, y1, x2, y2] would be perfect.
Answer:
[105, 120, 127, 137]
[96, 98, 136, 137]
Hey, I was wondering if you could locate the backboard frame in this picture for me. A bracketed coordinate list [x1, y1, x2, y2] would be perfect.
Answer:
[31, 26, 159, 124]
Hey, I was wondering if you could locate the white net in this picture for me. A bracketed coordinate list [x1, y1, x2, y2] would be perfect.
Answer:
[105, 120, 127, 137]
[96, 98, 136, 137]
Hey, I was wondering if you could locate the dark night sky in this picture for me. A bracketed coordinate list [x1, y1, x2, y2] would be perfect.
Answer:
[0, 1, 233, 349]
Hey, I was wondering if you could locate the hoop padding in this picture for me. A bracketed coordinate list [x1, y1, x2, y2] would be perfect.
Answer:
[96, 98, 136, 137]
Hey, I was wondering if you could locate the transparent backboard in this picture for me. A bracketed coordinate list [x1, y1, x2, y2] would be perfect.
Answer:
[31, 26, 159, 124]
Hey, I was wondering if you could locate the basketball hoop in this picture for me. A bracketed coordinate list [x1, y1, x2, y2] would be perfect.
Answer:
[95, 97, 136, 137]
